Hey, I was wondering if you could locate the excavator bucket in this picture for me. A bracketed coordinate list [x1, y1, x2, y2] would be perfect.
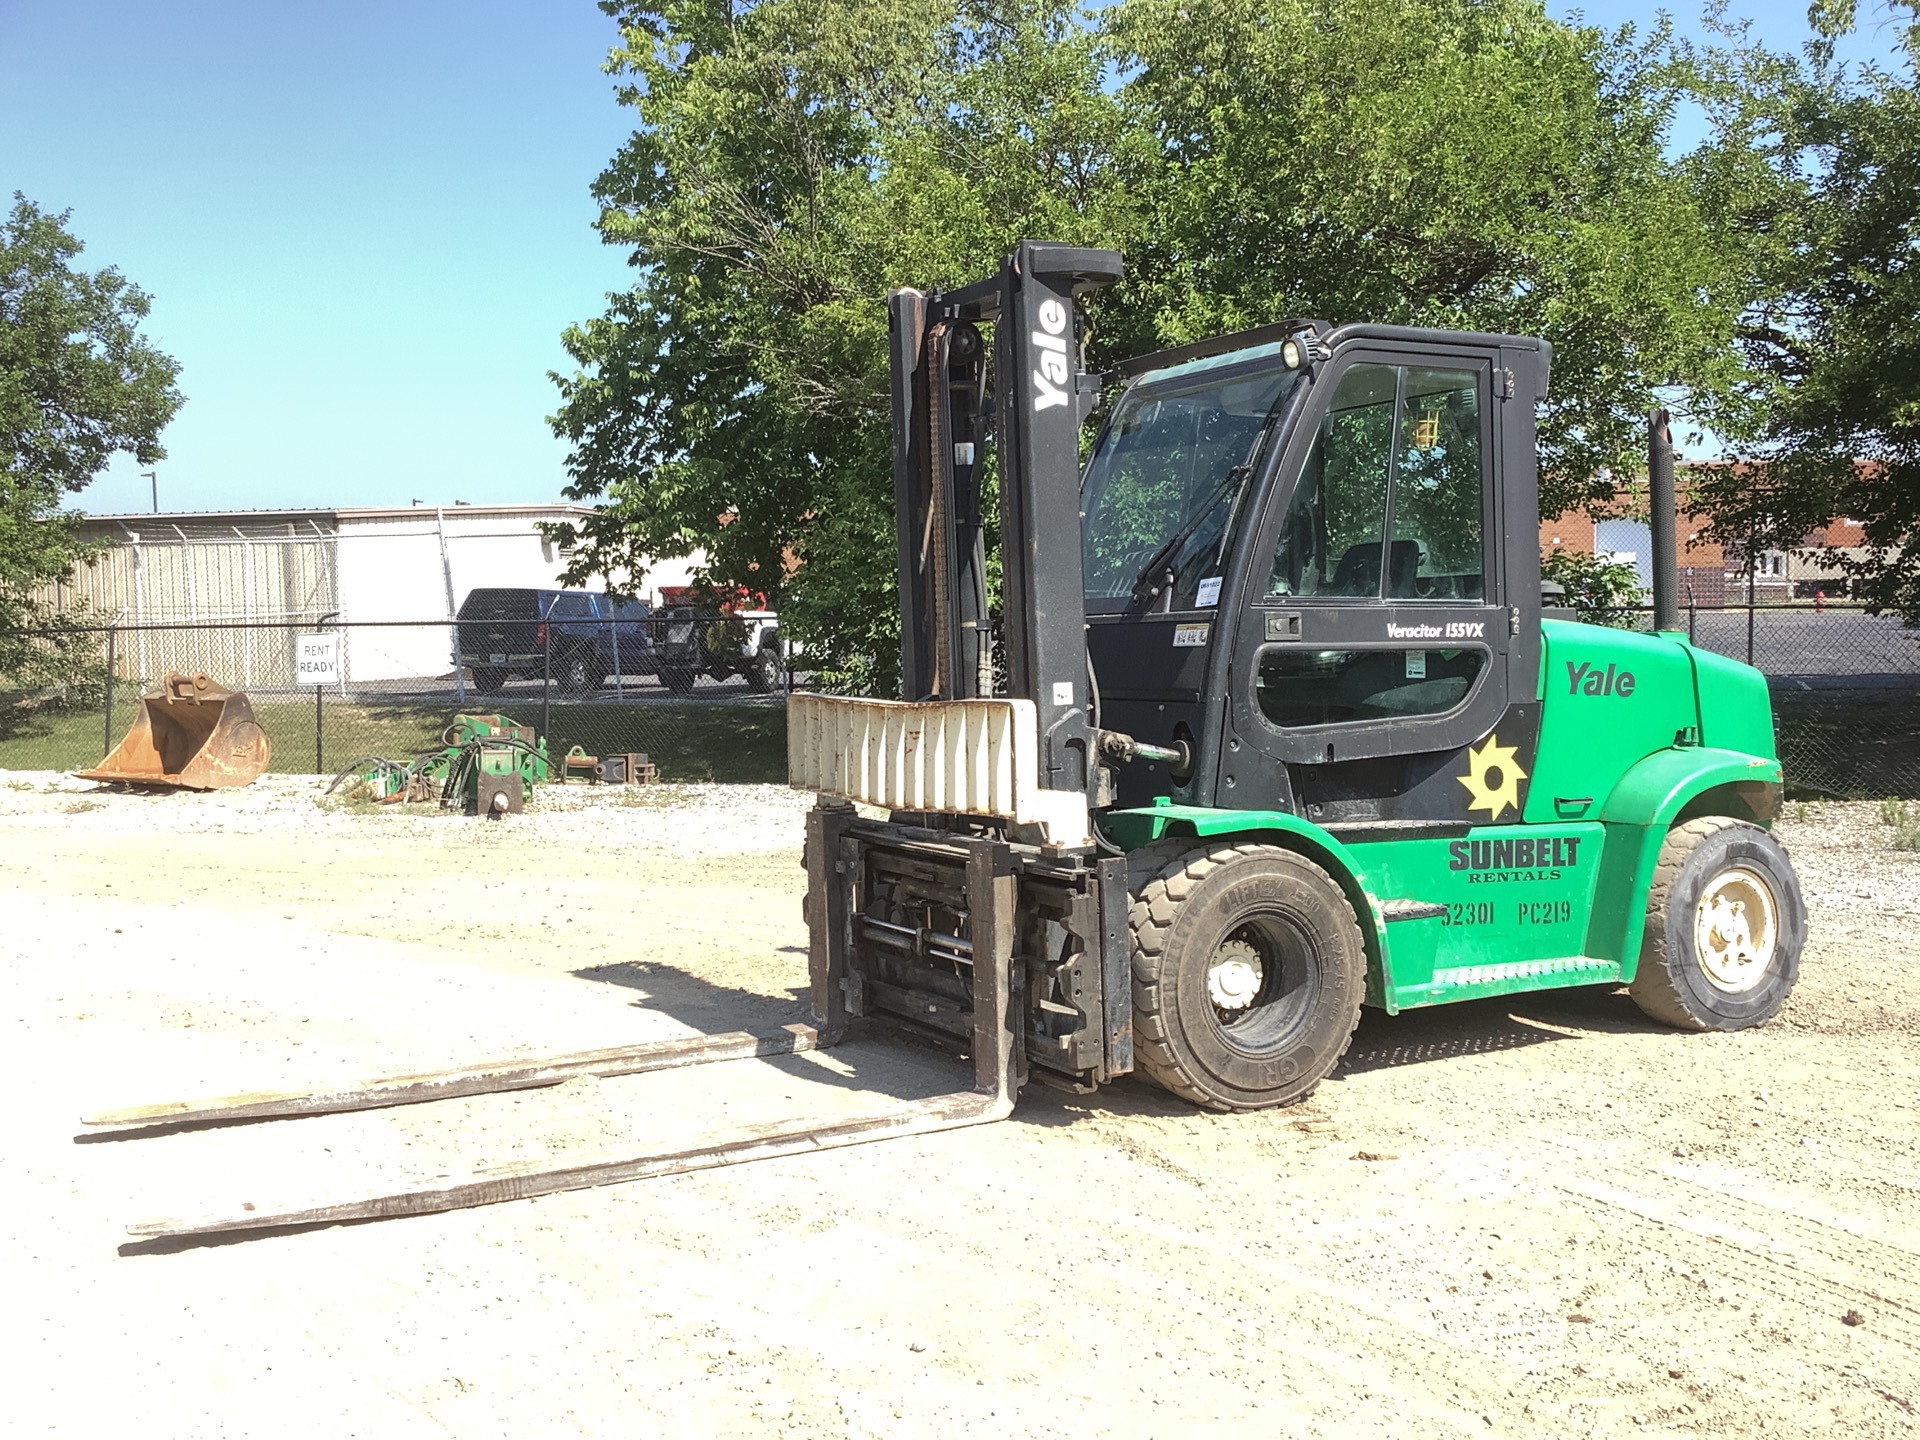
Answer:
[78, 671, 272, 791]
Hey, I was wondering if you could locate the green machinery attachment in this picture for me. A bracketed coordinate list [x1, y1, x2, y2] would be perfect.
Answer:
[328, 713, 551, 816]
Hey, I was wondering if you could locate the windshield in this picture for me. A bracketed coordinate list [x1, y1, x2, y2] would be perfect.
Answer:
[1081, 356, 1297, 607]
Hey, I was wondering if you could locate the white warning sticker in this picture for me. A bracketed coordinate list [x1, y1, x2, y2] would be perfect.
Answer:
[1195, 576, 1222, 608]
[1172, 623, 1211, 648]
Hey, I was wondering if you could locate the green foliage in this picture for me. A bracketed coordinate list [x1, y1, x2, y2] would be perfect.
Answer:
[0, 195, 182, 689]
[551, 0, 1770, 689]
[546, 0, 1128, 693]
[1880, 795, 1912, 825]
[1104, 0, 1754, 516]
[1686, 6, 1920, 622]
[1541, 546, 1646, 627]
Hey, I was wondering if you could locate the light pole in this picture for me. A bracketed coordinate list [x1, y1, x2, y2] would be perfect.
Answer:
[141, 471, 157, 513]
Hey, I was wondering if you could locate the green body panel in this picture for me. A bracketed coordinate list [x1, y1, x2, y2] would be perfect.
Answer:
[1524, 619, 1697, 824]
[1106, 624, 1783, 1008]
[1343, 825, 1617, 1006]
[1690, 646, 1778, 758]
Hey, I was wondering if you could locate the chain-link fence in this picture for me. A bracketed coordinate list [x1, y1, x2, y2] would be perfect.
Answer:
[3, 603, 1917, 796]
[1638, 602, 1920, 799]
[0, 617, 795, 786]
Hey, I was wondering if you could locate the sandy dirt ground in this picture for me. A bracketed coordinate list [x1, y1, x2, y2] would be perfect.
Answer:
[6, 773, 1920, 1438]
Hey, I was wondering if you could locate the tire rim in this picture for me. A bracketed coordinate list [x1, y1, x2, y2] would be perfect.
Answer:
[1207, 937, 1264, 1017]
[1205, 918, 1318, 1049]
[1693, 864, 1778, 993]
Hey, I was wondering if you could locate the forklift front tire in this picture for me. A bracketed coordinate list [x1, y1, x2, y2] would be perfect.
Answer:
[1630, 816, 1805, 1032]
[1128, 842, 1366, 1111]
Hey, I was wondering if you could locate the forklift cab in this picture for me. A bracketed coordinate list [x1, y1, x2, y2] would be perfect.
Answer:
[1084, 325, 1552, 828]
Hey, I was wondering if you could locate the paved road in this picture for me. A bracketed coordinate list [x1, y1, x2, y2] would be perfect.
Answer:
[1681, 609, 1920, 678]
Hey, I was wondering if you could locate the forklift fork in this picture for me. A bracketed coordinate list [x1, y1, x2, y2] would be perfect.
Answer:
[100, 804, 1025, 1241]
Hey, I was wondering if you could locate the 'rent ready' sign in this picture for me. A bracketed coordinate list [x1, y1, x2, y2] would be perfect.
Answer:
[296, 633, 341, 686]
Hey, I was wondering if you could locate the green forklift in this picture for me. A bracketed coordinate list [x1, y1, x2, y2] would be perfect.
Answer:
[788, 239, 1804, 1114]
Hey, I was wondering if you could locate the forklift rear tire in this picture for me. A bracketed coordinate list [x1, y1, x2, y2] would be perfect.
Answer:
[1128, 841, 1366, 1111]
[470, 667, 506, 695]
[660, 666, 698, 695]
[1629, 816, 1805, 1031]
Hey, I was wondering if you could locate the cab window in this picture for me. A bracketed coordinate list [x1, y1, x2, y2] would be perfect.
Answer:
[1268, 362, 1485, 601]
[1387, 367, 1484, 600]
[1256, 648, 1487, 728]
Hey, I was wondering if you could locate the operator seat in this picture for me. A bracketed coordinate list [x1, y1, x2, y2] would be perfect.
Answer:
[1329, 539, 1420, 596]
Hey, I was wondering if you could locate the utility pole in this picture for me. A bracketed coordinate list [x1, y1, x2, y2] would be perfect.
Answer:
[142, 471, 157, 513]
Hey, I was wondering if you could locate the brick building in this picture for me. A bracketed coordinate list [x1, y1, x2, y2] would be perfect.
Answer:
[1540, 480, 1873, 605]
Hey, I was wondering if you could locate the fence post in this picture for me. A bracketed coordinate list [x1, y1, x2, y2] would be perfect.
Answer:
[103, 624, 117, 760]
[1746, 545, 1757, 666]
[541, 610, 553, 748]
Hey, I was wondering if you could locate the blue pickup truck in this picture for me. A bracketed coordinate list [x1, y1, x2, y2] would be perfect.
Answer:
[455, 588, 657, 696]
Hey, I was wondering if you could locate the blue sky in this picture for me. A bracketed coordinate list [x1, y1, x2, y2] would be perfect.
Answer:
[0, 1, 1903, 517]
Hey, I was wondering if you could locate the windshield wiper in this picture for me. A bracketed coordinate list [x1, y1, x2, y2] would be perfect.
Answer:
[1126, 464, 1250, 607]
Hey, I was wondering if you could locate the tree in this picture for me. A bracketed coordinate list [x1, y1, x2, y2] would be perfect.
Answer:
[1104, 0, 1759, 517]
[551, 0, 1767, 690]
[1688, 5, 1920, 618]
[1, 195, 183, 688]
[547, 0, 1130, 692]
[1541, 546, 1645, 626]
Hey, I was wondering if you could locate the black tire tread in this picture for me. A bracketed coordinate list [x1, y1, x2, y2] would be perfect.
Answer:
[1629, 815, 1762, 1030]
[1127, 839, 1365, 1111]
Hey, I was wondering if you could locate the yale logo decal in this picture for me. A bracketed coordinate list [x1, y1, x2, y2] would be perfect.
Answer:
[1458, 734, 1527, 821]
[1566, 660, 1636, 697]
[1032, 298, 1072, 411]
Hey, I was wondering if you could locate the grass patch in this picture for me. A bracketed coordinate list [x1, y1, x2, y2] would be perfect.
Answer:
[0, 695, 788, 785]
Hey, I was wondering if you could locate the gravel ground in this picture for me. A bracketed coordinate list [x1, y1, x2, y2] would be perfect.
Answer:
[6, 774, 1920, 1437]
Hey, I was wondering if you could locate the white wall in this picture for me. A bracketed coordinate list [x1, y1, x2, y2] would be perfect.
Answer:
[334, 507, 707, 683]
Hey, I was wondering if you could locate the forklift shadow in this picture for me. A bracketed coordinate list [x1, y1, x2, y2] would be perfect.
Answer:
[1018, 986, 1668, 1130]
[571, 961, 967, 1102]
[1340, 984, 1663, 1076]
[573, 959, 813, 1033]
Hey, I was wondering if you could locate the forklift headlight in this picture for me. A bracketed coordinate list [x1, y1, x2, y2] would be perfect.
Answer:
[1282, 330, 1329, 371]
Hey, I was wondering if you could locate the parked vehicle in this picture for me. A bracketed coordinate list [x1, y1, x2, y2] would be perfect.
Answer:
[455, 588, 654, 696]
[653, 586, 788, 694]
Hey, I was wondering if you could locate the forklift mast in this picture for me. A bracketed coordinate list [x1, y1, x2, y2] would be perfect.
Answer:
[887, 242, 1123, 803]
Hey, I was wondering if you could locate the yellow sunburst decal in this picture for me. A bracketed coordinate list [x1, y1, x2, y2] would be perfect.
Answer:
[1458, 734, 1526, 820]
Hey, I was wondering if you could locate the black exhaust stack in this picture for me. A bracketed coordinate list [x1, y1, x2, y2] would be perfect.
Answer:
[1648, 409, 1680, 633]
